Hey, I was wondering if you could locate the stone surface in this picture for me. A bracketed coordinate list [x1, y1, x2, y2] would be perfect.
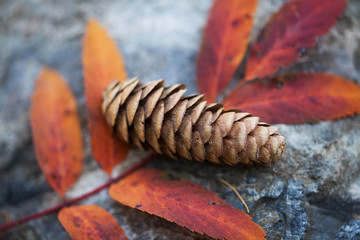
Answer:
[0, 0, 360, 239]
[336, 219, 360, 240]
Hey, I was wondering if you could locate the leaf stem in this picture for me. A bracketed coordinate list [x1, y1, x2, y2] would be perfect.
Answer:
[0, 154, 156, 232]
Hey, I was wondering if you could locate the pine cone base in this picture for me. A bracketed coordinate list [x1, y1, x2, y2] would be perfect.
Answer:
[102, 78, 285, 165]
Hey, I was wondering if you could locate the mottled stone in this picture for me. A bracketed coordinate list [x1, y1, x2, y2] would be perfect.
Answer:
[336, 219, 360, 240]
[0, 0, 360, 239]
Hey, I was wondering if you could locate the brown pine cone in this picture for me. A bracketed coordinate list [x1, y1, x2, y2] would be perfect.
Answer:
[102, 78, 285, 165]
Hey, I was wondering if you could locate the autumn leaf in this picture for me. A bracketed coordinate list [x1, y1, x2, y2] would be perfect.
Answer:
[196, 0, 257, 102]
[242, 0, 346, 83]
[58, 205, 128, 240]
[30, 67, 83, 198]
[223, 73, 360, 124]
[83, 19, 130, 175]
[110, 169, 266, 240]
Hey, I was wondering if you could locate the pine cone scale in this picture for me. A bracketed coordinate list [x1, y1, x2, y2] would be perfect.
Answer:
[139, 79, 163, 99]
[191, 101, 207, 125]
[196, 111, 212, 143]
[164, 88, 186, 113]
[117, 110, 128, 142]
[120, 78, 139, 105]
[133, 106, 145, 142]
[144, 87, 163, 118]
[126, 90, 142, 125]
[171, 100, 187, 132]
[102, 78, 286, 165]
[176, 136, 192, 160]
[152, 101, 165, 138]
[209, 124, 222, 157]
[162, 119, 176, 153]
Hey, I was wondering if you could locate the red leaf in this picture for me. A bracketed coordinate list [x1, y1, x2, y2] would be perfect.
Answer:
[243, 0, 346, 82]
[110, 168, 266, 240]
[197, 0, 257, 102]
[223, 73, 360, 124]
[58, 205, 128, 240]
[83, 19, 130, 175]
[30, 67, 83, 197]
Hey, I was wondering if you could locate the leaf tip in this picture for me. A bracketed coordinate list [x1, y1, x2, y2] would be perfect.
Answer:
[86, 18, 102, 31]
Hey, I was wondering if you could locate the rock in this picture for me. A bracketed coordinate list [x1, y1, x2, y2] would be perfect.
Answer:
[1, 0, 360, 239]
[336, 219, 360, 240]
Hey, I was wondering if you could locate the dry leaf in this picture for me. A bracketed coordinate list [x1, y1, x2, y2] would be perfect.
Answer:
[110, 168, 266, 240]
[83, 19, 130, 175]
[196, 0, 257, 102]
[58, 205, 128, 240]
[30, 67, 83, 197]
[223, 73, 360, 124]
[243, 0, 347, 82]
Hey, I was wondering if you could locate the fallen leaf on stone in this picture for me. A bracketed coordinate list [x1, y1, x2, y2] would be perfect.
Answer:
[197, 0, 354, 124]
[243, 0, 347, 82]
[30, 67, 83, 198]
[223, 73, 360, 124]
[197, 0, 257, 102]
[109, 168, 266, 240]
[83, 19, 130, 175]
[58, 205, 128, 240]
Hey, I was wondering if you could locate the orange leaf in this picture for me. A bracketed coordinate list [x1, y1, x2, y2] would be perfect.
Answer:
[83, 19, 130, 175]
[30, 67, 83, 197]
[58, 205, 128, 240]
[243, 0, 346, 82]
[110, 169, 266, 240]
[196, 0, 257, 102]
[223, 73, 360, 124]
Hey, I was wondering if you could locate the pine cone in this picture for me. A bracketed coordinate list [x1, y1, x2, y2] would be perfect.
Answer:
[102, 78, 285, 165]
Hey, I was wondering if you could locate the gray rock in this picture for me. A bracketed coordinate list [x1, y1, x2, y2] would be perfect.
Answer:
[0, 0, 360, 239]
[336, 219, 360, 240]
